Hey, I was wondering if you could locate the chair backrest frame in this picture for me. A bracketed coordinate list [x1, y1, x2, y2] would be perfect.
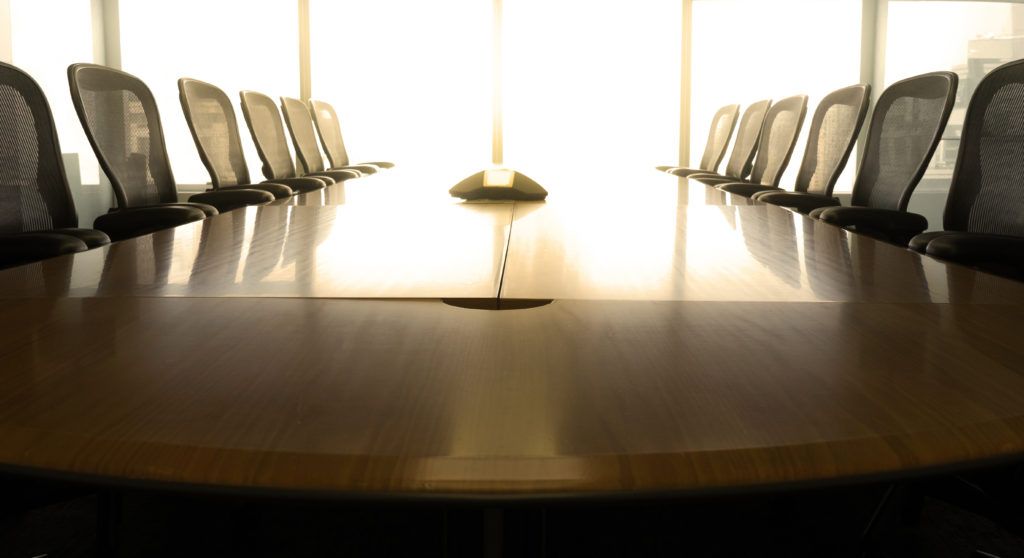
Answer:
[280, 96, 328, 175]
[723, 99, 772, 179]
[309, 99, 352, 169]
[178, 77, 254, 189]
[698, 104, 740, 173]
[239, 90, 297, 181]
[68, 63, 179, 208]
[792, 84, 871, 197]
[749, 95, 808, 188]
[849, 71, 958, 212]
[0, 61, 79, 232]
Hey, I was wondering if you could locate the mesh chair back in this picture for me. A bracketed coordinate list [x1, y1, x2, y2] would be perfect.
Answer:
[0, 62, 78, 234]
[698, 104, 740, 173]
[280, 96, 328, 175]
[793, 84, 871, 196]
[178, 78, 253, 189]
[309, 99, 351, 169]
[944, 58, 1024, 235]
[748, 95, 808, 187]
[239, 90, 296, 180]
[723, 99, 771, 179]
[850, 72, 957, 211]
[68, 63, 177, 208]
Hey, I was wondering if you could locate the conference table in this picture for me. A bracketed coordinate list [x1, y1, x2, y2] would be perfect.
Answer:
[2, 168, 1024, 504]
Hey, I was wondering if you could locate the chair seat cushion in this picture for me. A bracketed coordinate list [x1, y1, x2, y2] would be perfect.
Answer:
[268, 177, 327, 193]
[665, 167, 706, 178]
[334, 165, 378, 175]
[94, 205, 208, 241]
[362, 161, 394, 169]
[718, 182, 779, 198]
[0, 232, 89, 269]
[908, 231, 952, 253]
[52, 228, 111, 249]
[189, 189, 275, 213]
[816, 207, 929, 246]
[221, 182, 293, 199]
[754, 191, 840, 213]
[925, 232, 1024, 280]
[311, 169, 360, 182]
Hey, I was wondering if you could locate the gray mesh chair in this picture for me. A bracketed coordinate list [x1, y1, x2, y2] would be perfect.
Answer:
[69, 64, 273, 240]
[717, 95, 809, 197]
[0, 61, 111, 267]
[811, 72, 958, 245]
[308, 99, 394, 173]
[684, 100, 771, 185]
[658, 103, 739, 177]
[280, 97, 375, 179]
[178, 78, 296, 199]
[908, 59, 1024, 280]
[753, 84, 872, 212]
[239, 91, 357, 188]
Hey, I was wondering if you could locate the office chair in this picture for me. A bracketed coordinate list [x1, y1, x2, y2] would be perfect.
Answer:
[69, 64, 274, 240]
[0, 61, 111, 268]
[753, 84, 872, 212]
[178, 78, 295, 200]
[908, 59, 1024, 280]
[280, 96, 375, 179]
[239, 91, 358, 188]
[809, 72, 958, 245]
[308, 99, 395, 173]
[683, 100, 771, 185]
[657, 103, 739, 177]
[716, 95, 809, 197]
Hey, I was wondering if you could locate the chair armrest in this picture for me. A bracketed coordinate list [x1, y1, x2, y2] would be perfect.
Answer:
[188, 189, 274, 213]
[94, 206, 207, 241]
[926, 232, 1024, 279]
[0, 232, 89, 269]
[754, 191, 840, 213]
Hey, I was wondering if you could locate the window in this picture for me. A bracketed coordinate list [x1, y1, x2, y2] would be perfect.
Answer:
[119, 0, 299, 186]
[310, 0, 492, 181]
[885, 1, 1024, 221]
[690, 0, 862, 191]
[501, 0, 682, 187]
[10, 0, 98, 185]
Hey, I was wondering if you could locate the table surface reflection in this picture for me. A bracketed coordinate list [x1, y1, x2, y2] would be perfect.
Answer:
[2, 169, 1024, 500]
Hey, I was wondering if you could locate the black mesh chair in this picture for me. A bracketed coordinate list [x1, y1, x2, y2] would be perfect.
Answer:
[69, 64, 273, 240]
[239, 91, 358, 188]
[280, 96, 375, 179]
[683, 100, 771, 185]
[810, 72, 958, 245]
[0, 61, 110, 268]
[178, 78, 295, 200]
[309, 99, 395, 173]
[753, 84, 872, 212]
[717, 95, 809, 197]
[657, 103, 739, 177]
[908, 59, 1024, 280]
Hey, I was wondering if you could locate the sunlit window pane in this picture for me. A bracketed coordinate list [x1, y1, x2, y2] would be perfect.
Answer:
[502, 1, 682, 188]
[691, 0, 861, 192]
[310, 0, 491, 181]
[120, 0, 299, 186]
[10, 0, 98, 184]
[885, 1, 1024, 224]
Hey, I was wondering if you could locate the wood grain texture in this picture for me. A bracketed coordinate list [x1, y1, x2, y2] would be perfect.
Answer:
[501, 201, 1024, 303]
[2, 297, 1024, 497]
[0, 203, 512, 299]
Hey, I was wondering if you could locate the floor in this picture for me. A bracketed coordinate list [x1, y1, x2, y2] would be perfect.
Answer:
[3, 484, 1024, 557]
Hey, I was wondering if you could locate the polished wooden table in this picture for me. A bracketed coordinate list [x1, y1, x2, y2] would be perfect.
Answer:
[2, 169, 1024, 500]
